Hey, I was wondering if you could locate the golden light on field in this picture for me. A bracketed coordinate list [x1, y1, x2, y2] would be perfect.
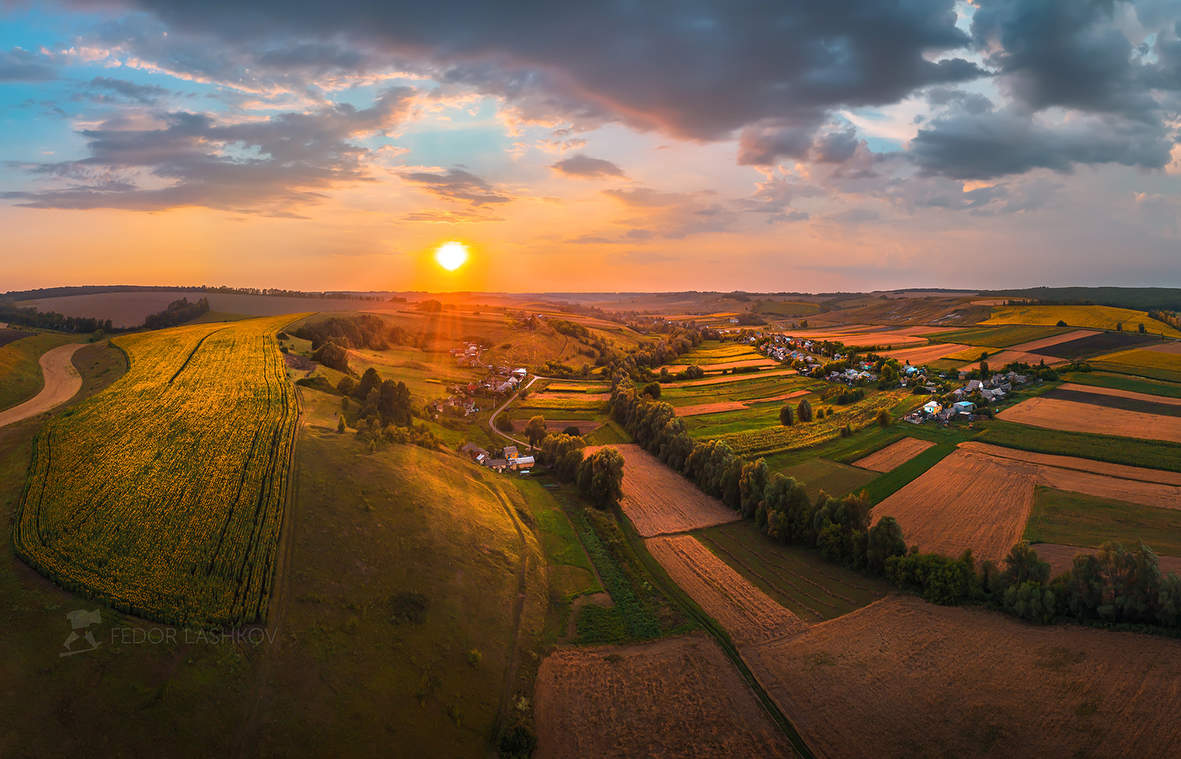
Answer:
[434, 241, 469, 271]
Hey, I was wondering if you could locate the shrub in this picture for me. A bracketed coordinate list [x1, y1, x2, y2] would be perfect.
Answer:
[495, 415, 514, 432]
[797, 398, 813, 422]
[876, 409, 890, 427]
[779, 404, 793, 426]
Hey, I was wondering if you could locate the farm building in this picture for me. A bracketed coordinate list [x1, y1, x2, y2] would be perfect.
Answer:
[508, 455, 535, 472]
[923, 401, 943, 415]
[953, 401, 976, 415]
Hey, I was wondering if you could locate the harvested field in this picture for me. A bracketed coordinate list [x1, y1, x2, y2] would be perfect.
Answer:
[930, 324, 1071, 348]
[1044, 387, 1181, 417]
[881, 342, 966, 365]
[744, 594, 1181, 759]
[962, 442, 1181, 487]
[1055, 381, 1181, 406]
[998, 395, 1181, 444]
[674, 389, 810, 417]
[535, 634, 796, 759]
[1036, 330, 1160, 359]
[540, 419, 602, 435]
[529, 390, 611, 402]
[662, 368, 797, 388]
[1004, 328, 1099, 352]
[853, 437, 935, 472]
[1145, 341, 1181, 355]
[0, 327, 32, 347]
[871, 448, 1036, 561]
[958, 349, 1064, 371]
[1032, 542, 1181, 577]
[584, 444, 740, 536]
[647, 535, 807, 646]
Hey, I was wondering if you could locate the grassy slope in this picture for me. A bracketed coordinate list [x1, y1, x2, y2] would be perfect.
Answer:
[253, 434, 548, 757]
[0, 332, 77, 411]
[694, 520, 890, 623]
[1025, 487, 1181, 557]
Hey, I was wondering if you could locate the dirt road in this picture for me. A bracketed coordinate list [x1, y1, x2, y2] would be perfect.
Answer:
[0, 342, 85, 429]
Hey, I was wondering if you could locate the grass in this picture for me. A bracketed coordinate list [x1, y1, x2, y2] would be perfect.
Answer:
[663, 373, 813, 404]
[978, 419, 1181, 473]
[1088, 347, 1181, 380]
[782, 458, 877, 500]
[0, 331, 78, 411]
[583, 419, 632, 445]
[1025, 486, 1181, 557]
[929, 324, 1071, 348]
[981, 305, 1181, 338]
[694, 520, 891, 623]
[1061, 370, 1181, 399]
[674, 342, 767, 366]
[15, 315, 302, 626]
[861, 441, 959, 504]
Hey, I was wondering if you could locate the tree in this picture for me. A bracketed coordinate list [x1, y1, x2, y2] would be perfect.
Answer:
[779, 403, 793, 426]
[495, 415, 514, 432]
[357, 367, 381, 400]
[525, 415, 548, 449]
[337, 376, 357, 396]
[312, 340, 350, 373]
[797, 398, 813, 423]
[980, 360, 990, 379]
[866, 517, 906, 573]
[337, 415, 346, 434]
[1056, 319, 1068, 327]
[1002, 542, 1050, 588]
[378, 379, 412, 426]
[562, 425, 581, 436]
[876, 409, 890, 427]
[578, 448, 624, 508]
[641, 382, 661, 399]
[738, 458, 768, 519]
[1138, 322, 1147, 334]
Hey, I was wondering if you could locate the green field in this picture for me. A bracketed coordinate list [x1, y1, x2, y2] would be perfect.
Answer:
[1089, 348, 1181, 383]
[16, 316, 301, 626]
[662, 372, 815, 405]
[929, 324, 1071, 348]
[978, 420, 1181, 473]
[694, 520, 890, 623]
[0, 332, 78, 411]
[783, 457, 876, 500]
[1025, 487, 1181, 558]
[1060, 370, 1181, 399]
[982, 304, 1181, 338]
[672, 341, 767, 366]
[862, 441, 959, 504]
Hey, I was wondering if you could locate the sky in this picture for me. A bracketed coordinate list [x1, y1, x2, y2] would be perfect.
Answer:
[1, 0, 1179, 293]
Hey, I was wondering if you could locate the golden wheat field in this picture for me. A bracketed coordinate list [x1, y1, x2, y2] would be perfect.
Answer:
[14, 315, 301, 626]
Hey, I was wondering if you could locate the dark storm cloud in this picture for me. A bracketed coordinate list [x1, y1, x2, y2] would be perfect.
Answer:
[0, 48, 56, 82]
[812, 128, 860, 163]
[910, 108, 1173, 180]
[550, 154, 625, 179]
[970, 0, 1175, 121]
[6, 86, 415, 211]
[90, 0, 984, 139]
[737, 119, 820, 165]
[400, 168, 511, 206]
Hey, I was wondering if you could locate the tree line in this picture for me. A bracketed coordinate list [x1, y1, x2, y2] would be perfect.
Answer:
[535, 433, 624, 508]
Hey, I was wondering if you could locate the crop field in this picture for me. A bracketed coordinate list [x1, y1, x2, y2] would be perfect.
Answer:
[1090, 347, 1181, 382]
[672, 341, 767, 365]
[646, 535, 807, 646]
[744, 595, 1181, 759]
[852, 437, 935, 472]
[1034, 330, 1161, 359]
[1044, 384, 1181, 415]
[1062, 371, 1181, 399]
[874, 442, 1181, 561]
[982, 304, 1181, 338]
[872, 446, 1036, 561]
[979, 420, 1181, 473]
[346, 346, 483, 400]
[1031, 543, 1181, 578]
[663, 372, 813, 404]
[0, 326, 32, 347]
[542, 380, 611, 393]
[782, 457, 876, 500]
[584, 444, 740, 536]
[695, 520, 890, 623]
[534, 634, 797, 759]
[664, 357, 779, 373]
[676, 389, 812, 421]
[716, 390, 915, 456]
[661, 367, 798, 388]
[1025, 487, 1181, 559]
[14, 315, 300, 626]
[997, 395, 1181, 444]
[880, 342, 966, 365]
[929, 324, 1072, 347]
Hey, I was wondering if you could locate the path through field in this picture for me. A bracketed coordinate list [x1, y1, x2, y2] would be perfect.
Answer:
[0, 342, 85, 429]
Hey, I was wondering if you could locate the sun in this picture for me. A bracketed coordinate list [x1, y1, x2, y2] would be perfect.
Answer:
[434, 241, 469, 271]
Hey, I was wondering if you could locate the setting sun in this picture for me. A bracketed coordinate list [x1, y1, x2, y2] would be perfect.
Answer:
[434, 241, 469, 271]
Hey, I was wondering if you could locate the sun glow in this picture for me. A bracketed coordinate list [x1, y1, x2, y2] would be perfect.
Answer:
[434, 241, 469, 271]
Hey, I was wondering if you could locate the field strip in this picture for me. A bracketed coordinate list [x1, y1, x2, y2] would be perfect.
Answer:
[997, 395, 1181, 444]
[960, 442, 1181, 486]
[958, 349, 1065, 371]
[663, 358, 780, 373]
[674, 389, 810, 417]
[583, 444, 740, 536]
[661, 368, 797, 388]
[1056, 381, 1181, 406]
[0, 342, 85, 429]
[1003, 328, 1100, 353]
[881, 342, 966, 365]
[1032, 542, 1181, 577]
[853, 437, 935, 472]
[647, 535, 807, 646]
[1143, 341, 1181, 355]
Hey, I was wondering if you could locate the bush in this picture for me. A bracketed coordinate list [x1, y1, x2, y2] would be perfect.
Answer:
[295, 375, 336, 393]
[885, 551, 977, 605]
[797, 398, 813, 423]
[312, 340, 350, 373]
[876, 409, 890, 427]
[562, 425, 582, 436]
[779, 404, 793, 426]
[495, 415, 514, 432]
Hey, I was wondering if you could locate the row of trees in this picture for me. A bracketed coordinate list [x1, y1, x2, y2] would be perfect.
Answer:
[143, 297, 210, 330]
[337, 368, 413, 427]
[0, 301, 112, 334]
[536, 433, 624, 508]
[294, 314, 411, 351]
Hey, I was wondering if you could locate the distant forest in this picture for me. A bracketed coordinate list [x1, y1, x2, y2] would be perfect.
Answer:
[985, 287, 1181, 312]
[2, 285, 389, 300]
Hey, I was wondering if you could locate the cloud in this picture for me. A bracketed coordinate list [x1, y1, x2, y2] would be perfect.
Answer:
[82, 76, 169, 104]
[0, 47, 56, 82]
[402, 208, 504, 222]
[550, 154, 624, 178]
[88, 0, 985, 141]
[910, 108, 1173, 179]
[602, 186, 734, 238]
[737, 119, 821, 165]
[400, 168, 511, 205]
[5, 86, 415, 212]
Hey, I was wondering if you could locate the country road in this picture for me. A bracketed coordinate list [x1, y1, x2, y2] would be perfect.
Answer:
[0, 342, 86, 429]
[487, 374, 540, 448]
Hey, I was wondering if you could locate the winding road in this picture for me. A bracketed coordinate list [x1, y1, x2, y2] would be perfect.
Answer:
[0, 342, 86, 429]
[486, 374, 541, 447]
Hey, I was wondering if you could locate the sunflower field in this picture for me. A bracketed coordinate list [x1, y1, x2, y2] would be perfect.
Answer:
[14, 315, 301, 627]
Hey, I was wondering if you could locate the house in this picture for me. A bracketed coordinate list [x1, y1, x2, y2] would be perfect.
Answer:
[512, 367, 527, 379]
[508, 455, 535, 471]
[953, 400, 976, 415]
[502, 445, 519, 460]
[967, 379, 984, 392]
[459, 442, 488, 460]
[923, 401, 942, 415]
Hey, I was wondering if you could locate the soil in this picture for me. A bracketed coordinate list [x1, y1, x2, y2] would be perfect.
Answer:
[882, 343, 968, 365]
[853, 437, 935, 472]
[534, 633, 797, 759]
[0, 342, 85, 429]
[997, 396, 1181, 444]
